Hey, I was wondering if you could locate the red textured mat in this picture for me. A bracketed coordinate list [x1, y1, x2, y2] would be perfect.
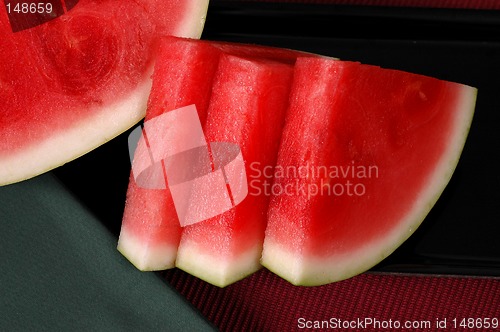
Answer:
[164, 268, 500, 331]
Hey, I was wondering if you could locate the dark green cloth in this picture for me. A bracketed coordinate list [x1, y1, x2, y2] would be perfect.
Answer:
[0, 173, 216, 332]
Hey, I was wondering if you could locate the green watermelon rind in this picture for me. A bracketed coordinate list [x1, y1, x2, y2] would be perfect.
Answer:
[261, 85, 477, 286]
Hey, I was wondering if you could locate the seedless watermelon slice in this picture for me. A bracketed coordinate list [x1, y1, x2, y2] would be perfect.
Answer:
[0, 0, 209, 186]
[261, 57, 477, 286]
[175, 54, 293, 287]
[117, 37, 222, 271]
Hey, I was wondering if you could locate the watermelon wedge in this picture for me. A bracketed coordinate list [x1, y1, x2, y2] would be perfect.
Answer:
[261, 57, 477, 286]
[117, 37, 222, 271]
[0, 0, 209, 186]
[175, 54, 293, 287]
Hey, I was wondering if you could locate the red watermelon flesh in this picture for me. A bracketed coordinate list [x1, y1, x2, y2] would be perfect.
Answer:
[0, 0, 209, 186]
[117, 37, 222, 271]
[261, 57, 477, 286]
[175, 54, 294, 287]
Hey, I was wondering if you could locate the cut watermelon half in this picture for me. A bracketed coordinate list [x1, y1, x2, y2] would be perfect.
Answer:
[0, 0, 209, 186]
[261, 57, 477, 286]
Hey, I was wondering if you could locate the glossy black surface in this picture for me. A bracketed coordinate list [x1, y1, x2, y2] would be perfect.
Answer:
[54, 2, 500, 277]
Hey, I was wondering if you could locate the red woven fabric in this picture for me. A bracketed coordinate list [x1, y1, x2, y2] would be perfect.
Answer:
[164, 268, 500, 331]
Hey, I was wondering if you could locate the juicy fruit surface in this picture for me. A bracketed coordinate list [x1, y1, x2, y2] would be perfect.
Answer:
[261, 58, 476, 286]
[175, 54, 293, 287]
[0, 0, 208, 185]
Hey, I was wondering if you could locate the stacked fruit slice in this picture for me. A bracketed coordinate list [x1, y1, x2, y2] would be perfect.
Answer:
[118, 36, 476, 287]
[175, 51, 294, 287]
[261, 58, 476, 286]
[117, 38, 222, 271]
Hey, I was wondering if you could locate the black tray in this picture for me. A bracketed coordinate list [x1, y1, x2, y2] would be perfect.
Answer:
[54, 1, 500, 278]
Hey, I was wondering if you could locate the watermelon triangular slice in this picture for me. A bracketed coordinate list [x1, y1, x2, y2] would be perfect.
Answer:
[261, 57, 477, 286]
[175, 54, 294, 287]
[0, 0, 209, 186]
[117, 37, 222, 270]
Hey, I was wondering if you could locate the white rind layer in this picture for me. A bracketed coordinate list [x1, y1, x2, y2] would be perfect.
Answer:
[117, 227, 177, 271]
[176, 0, 210, 39]
[176, 239, 263, 287]
[0, 77, 151, 186]
[0, 0, 209, 186]
[261, 85, 477, 286]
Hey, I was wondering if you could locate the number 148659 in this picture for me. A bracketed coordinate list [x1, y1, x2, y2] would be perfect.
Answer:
[5, 2, 53, 14]
[451, 317, 498, 329]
